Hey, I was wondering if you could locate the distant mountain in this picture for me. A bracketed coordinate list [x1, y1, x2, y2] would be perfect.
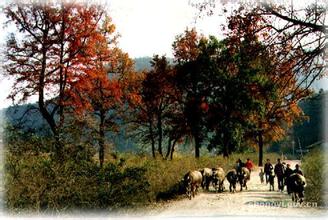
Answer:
[3, 103, 51, 136]
[133, 56, 174, 71]
[133, 57, 328, 92]
[1, 103, 138, 152]
[134, 57, 153, 71]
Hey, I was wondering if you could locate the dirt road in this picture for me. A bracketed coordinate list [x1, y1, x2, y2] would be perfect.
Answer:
[143, 160, 327, 218]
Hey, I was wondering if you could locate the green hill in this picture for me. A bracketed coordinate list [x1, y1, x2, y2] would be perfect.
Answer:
[293, 91, 325, 148]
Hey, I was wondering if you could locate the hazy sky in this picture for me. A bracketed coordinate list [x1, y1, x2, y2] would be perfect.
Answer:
[108, 0, 226, 58]
[0, 0, 327, 108]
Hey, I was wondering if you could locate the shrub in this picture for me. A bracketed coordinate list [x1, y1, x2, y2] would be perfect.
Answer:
[96, 162, 150, 209]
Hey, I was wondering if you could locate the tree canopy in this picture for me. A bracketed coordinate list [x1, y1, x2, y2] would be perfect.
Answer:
[3, 0, 324, 163]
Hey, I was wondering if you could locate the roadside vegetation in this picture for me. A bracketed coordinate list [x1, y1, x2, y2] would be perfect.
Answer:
[4, 143, 279, 212]
[302, 147, 328, 206]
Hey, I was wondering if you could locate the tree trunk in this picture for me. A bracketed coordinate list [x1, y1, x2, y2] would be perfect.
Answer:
[195, 136, 201, 158]
[99, 110, 105, 168]
[53, 131, 62, 160]
[151, 139, 156, 158]
[258, 130, 264, 166]
[39, 36, 63, 159]
[149, 121, 156, 159]
[165, 137, 172, 159]
[223, 146, 229, 158]
[157, 113, 163, 157]
[170, 139, 177, 160]
[39, 102, 62, 160]
[222, 132, 230, 158]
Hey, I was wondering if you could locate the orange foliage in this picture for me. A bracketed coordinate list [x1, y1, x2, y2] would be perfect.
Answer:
[173, 28, 201, 63]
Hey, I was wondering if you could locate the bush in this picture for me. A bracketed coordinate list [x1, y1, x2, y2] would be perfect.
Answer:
[3, 124, 53, 155]
[302, 148, 328, 207]
[96, 163, 150, 209]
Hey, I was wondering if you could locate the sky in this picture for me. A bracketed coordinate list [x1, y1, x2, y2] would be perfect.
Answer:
[108, 0, 226, 58]
[0, 0, 327, 108]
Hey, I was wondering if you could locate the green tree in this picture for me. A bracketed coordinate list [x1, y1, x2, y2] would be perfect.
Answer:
[173, 29, 218, 158]
[191, 0, 326, 165]
[225, 10, 310, 165]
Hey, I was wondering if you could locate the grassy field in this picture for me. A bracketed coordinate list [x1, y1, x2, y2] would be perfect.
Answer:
[3, 147, 280, 212]
[6, 141, 326, 213]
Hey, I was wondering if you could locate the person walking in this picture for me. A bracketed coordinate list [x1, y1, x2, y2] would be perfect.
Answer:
[274, 158, 285, 191]
[284, 163, 293, 193]
[264, 159, 273, 184]
[245, 158, 254, 179]
[293, 164, 304, 176]
[284, 164, 293, 178]
[259, 168, 264, 184]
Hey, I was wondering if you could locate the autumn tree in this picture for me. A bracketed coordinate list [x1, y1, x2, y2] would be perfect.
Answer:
[171, 27, 310, 162]
[53, 11, 134, 167]
[127, 55, 182, 159]
[204, 38, 255, 157]
[3, 1, 114, 158]
[203, 31, 306, 162]
[192, 0, 324, 164]
[181, 33, 274, 158]
[173, 29, 251, 158]
[71, 49, 133, 167]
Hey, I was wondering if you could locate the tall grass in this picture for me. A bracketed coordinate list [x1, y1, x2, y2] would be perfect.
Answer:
[302, 148, 328, 206]
[4, 149, 150, 213]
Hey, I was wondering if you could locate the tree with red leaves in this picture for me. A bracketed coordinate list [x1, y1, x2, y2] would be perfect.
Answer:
[3, 1, 118, 159]
[127, 55, 182, 159]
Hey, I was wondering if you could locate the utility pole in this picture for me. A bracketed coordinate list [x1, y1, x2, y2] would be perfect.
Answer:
[298, 137, 303, 158]
[292, 139, 295, 158]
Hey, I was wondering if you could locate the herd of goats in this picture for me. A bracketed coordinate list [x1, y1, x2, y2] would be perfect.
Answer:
[183, 165, 307, 204]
